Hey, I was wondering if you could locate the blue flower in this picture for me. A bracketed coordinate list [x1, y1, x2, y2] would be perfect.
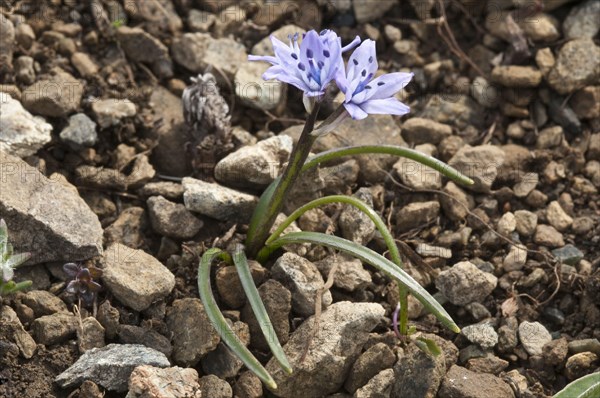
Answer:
[249, 30, 360, 99]
[339, 39, 413, 120]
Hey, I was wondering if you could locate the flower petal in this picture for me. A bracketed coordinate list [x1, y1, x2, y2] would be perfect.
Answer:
[341, 35, 361, 53]
[346, 39, 378, 97]
[263, 66, 310, 93]
[344, 102, 369, 120]
[366, 72, 414, 101]
[248, 55, 278, 64]
[359, 98, 411, 116]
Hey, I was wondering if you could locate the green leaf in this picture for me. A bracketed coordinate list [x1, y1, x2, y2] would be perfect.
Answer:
[415, 337, 442, 357]
[302, 145, 474, 186]
[554, 372, 600, 398]
[265, 232, 460, 333]
[5, 252, 31, 269]
[246, 177, 280, 248]
[233, 246, 292, 374]
[198, 249, 277, 389]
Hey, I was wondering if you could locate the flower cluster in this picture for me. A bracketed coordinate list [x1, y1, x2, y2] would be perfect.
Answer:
[63, 262, 103, 305]
[250, 29, 413, 121]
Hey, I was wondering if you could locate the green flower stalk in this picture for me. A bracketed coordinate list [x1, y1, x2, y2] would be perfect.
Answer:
[0, 219, 32, 296]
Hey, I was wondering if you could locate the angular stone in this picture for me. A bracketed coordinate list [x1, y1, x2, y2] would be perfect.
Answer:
[127, 366, 202, 398]
[563, 0, 600, 39]
[265, 302, 385, 398]
[59, 113, 98, 149]
[436, 261, 498, 306]
[21, 69, 83, 117]
[315, 255, 372, 292]
[546, 200, 573, 232]
[353, 0, 396, 23]
[117, 325, 171, 357]
[147, 196, 203, 240]
[515, 210, 538, 237]
[551, 244, 584, 266]
[396, 201, 440, 233]
[116, 26, 172, 78]
[339, 188, 376, 245]
[101, 243, 175, 311]
[78, 317, 106, 352]
[55, 344, 169, 392]
[401, 118, 452, 144]
[0, 151, 103, 264]
[354, 368, 395, 398]
[171, 33, 246, 81]
[518, 321, 552, 356]
[439, 365, 515, 398]
[31, 312, 78, 345]
[199, 375, 232, 398]
[215, 135, 292, 188]
[22, 290, 67, 316]
[166, 298, 220, 366]
[534, 225, 565, 248]
[448, 145, 505, 193]
[92, 99, 137, 128]
[462, 323, 498, 350]
[548, 38, 600, 95]
[182, 178, 258, 222]
[234, 61, 285, 111]
[392, 341, 446, 398]
[491, 66, 542, 88]
[344, 343, 396, 393]
[440, 181, 475, 221]
[272, 252, 332, 317]
[420, 95, 484, 129]
[0, 94, 52, 157]
[0, 305, 37, 358]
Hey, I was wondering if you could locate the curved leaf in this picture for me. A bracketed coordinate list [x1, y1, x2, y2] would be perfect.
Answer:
[233, 246, 292, 374]
[265, 232, 460, 333]
[198, 249, 277, 389]
[554, 372, 600, 398]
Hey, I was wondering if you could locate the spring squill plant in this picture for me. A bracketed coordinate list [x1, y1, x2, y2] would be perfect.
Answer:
[0, 219, 32, 296]
[198, 30, 474, 389]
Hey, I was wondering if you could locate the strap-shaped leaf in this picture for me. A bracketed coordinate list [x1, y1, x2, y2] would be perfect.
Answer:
[198, 249, 277, 389]
[233, 246, 292, 374]
[4, 252, 31, 269]
[554, 372, 600, 398]
[265, 232, 460, 333]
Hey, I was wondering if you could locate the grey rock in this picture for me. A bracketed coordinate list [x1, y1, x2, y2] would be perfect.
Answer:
[31, 312, 78, 345]
[551, 244, 584, 266]
[392, 341, 446, 398]
[396, 201, 440, 233]
[546, 200, 573, 232]
[126, 366, 202, 398]
[117, 325, 172, 357]
[439, 182, 475, 221]
[182, 177, 258, 222]
[563, 0, 600, 39]
[316, 255, 372, 292]
[233, 371, 262, 398]
[568, 339, 600, 356]
[55, 344, 169, 392]
[0, 151, 103, 264]
[199, 375, 232, 398]
[272, 252, 332, 317]
[462, 323, 498, 350]
[449, 145, 506, 193]
[571, 86, 600, 120]
[439, 365, 515, 398]
[147, 196, 203, 240]
[15, 56, 35, 84]
[498, 318, 519, 354]
[491, 66, 542, 88]
[265, 301, 385, 398]
[166, 298, 220, 366]
[353, 368, 394, 398]
[0, 305, 37, 358]
[536, 126, 563, 149]
[420, 95, 484, 129]
[101, 243, 175, 311]
[188, 10, 216, 32]
[241, 279, 291, 351]
[92, 99, 137, 128]
[534, 225, 565, 248]
[0, 94, 53, 157]
[471, 77, 501, 108]
[234, 61, 286, 111]
[71, 52, 99, 77]
[78, 316, 106, 352]
[416, 243, 452, 259]
[215, 135, 292, 188]
[503, 244, 527, 272]
[353, 0, 396, 23]
[394, 154, 442, 190]
[339, 188, 376, 245]
[436, 261, 498, 306]
[97, 301, 120, 340]
[104, 207, 149, 249]
[497, 212, 516, 236]
[548, 38, 600, 95]
[171, 33, 246, 81]
[21, 69, 83, 117]
[139, 182, 184, 201]
[59, 113, 98, 149]
[22, 290, 67, 316]
[15, 23, 35, 50]
[514, 210, 538, 237]
[116, 26, 172, 79]
[0, 14, 15, 70]
[344, 343, 396, 393]
[149, 87, 193, 176]
[518, 321, 552, 356]
[201, 321, 249, 379]
[401, 118, 452, 144]
[216, 262, 268, 309]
